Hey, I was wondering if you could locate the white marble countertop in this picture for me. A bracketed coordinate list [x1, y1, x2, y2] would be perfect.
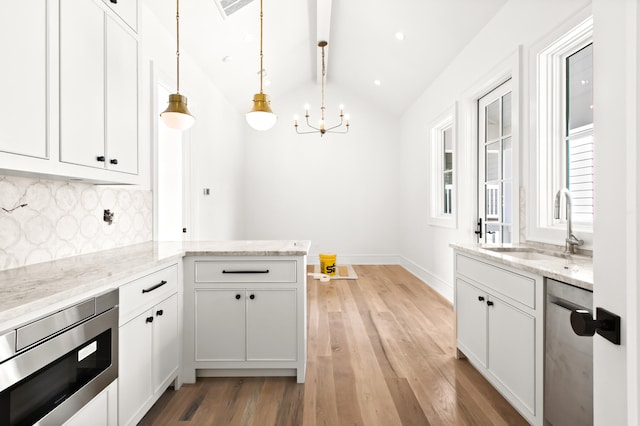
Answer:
[0, 240, 311, 327]
[450, 243, 593, 291]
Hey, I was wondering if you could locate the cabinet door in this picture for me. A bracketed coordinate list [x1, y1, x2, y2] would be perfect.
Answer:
[0, 1, 47, 158]
[59, 0, 105, 169]
[246, 289, 297, 361]
[455, 278, 487, 366]
[119, 310, 153, 426]
[152, 294, 179, 395]
[487, 297, 535, 413]
[195, 289, 245, 361]
[105, 15, 138, 174]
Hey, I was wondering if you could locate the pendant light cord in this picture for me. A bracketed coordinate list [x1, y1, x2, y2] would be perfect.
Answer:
[259, 0, 264, 94]
[321, 44, 326, 122]
[176, 0, 181, 94]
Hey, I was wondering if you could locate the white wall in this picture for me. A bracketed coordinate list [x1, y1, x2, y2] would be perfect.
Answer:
[399, 0, 590, 300]
[242, 81, 401, 264]
[140, 2, 246, 241]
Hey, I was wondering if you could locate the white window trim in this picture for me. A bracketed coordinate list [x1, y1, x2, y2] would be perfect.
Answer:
[429, 104, 457, 228]
[527, 12, 594, 249]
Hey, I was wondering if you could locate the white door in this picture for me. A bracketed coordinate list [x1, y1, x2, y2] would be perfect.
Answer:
[477, 80, 513, 244]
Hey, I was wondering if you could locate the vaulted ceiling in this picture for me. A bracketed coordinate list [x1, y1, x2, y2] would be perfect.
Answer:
[146, 0, 508, 117]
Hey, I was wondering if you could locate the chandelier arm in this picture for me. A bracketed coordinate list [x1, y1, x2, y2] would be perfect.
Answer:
[296, 127, 324, 135]
[326, 127, 350, 134]
[304, 115, 320, 130]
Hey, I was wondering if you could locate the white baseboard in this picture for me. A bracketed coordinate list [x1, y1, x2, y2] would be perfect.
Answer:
[307, 253, 453, 302]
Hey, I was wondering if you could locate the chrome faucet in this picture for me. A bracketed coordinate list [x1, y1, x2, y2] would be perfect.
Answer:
[554, 188, 584, 254]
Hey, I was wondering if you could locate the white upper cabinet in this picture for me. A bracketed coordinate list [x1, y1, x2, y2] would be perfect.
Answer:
[105, 15, 138, 174]
[60, 0, 138, 175]
[0, 0, 141, 185]
[59, 0, 105, 169]
[0, 1, 48, 158]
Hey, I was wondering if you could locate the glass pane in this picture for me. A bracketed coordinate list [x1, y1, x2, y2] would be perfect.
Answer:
[502, 137, 512, 180]
[567, 132, 594, 223]
[502, 181, 512, 224]
[486, 142, 500, 181]
[567, 43, 593, 132]
[502, 92, 512, 136]
[485, 184, 500, 221]
[486, 223, 500, 244]
[486, 99, 500, 141]
[501, 225, 512, 244]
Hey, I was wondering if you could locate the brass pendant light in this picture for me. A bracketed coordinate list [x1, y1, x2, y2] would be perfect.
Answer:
[246, 0, 277, 131]
[160, 0, 195, 130]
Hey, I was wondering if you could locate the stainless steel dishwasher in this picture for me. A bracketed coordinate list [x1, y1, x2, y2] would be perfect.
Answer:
[545, 278, 593, 426]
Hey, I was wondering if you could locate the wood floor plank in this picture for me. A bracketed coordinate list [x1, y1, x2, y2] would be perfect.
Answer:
[141, 265, 527, 426]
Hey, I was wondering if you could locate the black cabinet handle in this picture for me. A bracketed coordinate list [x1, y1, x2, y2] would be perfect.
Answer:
[97, 156, 106, 162]
[235, 294, 241, 300]
[142, 280, 168, 294]
[110, 0, 117, 3]
[249, 294, 255, 300]
[478, 296, 485, 302]
[486, 300, 494, 306]
[571, 307, 621, 345]
[222, 270, 270, 274]
[156, 309, 164, 316]
[146, 316, 154, 323]
[110, 158, 118, 165]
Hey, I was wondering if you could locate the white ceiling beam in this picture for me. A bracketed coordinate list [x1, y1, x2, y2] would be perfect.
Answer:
[316, 0, 332, 84]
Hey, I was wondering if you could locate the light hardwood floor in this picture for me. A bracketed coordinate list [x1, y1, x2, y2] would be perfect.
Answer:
[140, 265, 527, 425]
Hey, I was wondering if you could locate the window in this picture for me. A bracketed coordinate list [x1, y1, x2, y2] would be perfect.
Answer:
[429, 106, 456, 228]
[529, 14, 593, 246]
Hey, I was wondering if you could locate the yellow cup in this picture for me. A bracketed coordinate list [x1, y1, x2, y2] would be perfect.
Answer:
[319, 253, 337, 276]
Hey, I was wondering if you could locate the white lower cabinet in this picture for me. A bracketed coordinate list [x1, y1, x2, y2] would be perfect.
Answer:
[63, 380, 117, 426]
[118, 264, 180, 426]
[184, 256, 307, 383]
[454, 252, 543, 426]
[195, 289, 297, 362]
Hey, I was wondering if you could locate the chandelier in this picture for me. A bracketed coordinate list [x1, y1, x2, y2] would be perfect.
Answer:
[294, 41, 350, 136]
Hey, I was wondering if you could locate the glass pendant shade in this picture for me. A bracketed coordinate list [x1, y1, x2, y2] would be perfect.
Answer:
[161, 93, 195, 130]
[246, 93, 277, 131]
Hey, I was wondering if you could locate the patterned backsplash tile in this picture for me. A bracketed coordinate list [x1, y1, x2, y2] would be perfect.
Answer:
[0, 175, 152, 271]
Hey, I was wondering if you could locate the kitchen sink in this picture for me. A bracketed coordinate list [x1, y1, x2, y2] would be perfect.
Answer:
[480, 246, 571, 261]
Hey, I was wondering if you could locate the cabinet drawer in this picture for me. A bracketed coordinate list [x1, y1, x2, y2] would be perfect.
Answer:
[194, 260, 297, 283]
[456, 254, 535, 308]
[119, 264, 178, 319]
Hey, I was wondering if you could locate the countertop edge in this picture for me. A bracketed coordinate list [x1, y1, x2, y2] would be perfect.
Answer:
[450, 243, 593, 291]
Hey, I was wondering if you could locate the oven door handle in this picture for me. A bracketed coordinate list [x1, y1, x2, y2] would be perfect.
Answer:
[142, 280, 168, 294]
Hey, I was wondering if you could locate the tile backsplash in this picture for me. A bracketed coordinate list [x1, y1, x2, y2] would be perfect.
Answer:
[0, 175, 152, 271]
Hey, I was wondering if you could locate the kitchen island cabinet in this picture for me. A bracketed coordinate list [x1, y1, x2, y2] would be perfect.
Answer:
[184, 256, 307, 383]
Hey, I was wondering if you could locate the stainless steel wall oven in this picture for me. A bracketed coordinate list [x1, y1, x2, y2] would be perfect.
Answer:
[0, 289, 118, 426]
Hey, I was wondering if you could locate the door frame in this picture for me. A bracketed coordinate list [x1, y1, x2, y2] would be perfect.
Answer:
[150, 60, 193, 241]
[458, 48, 522, 245]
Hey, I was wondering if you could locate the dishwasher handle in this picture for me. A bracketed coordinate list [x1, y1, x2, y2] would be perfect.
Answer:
[550, 297, 588, 313]
[551, 297, 622, 345]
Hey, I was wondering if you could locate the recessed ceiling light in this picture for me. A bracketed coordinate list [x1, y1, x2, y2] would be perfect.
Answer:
[222, 55, 233, 63]
[374, 80, 381, 86]
[244, 33, 254, 42]
[395, 32, 405, 41]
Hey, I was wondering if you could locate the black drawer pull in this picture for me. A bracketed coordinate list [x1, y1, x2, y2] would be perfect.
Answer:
[146, 316, 154, 323]
[222, 270, 270, 274]
[110, 0, 117, 3]
[487, 300, 494, 306]
[249, 294, 255, 300]
[156, 309, 164, 316]
[478, 296, 485, 302]
[142, 280, 168, 293]
[235, 294, 241, 300]
[110, 158, 118, 165]
[97, 155, 106, 162]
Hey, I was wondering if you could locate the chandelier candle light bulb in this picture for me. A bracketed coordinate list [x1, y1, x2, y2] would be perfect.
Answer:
[294, 41, 350, 136]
